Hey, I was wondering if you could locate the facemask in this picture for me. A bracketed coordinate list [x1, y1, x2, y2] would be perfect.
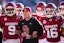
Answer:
[45, 11, 54, 18]
[7, 14, 14, 17]
[46, 14, 54, 18]
[36, 11, 45, 16]
[59, 10, 64, 19]
[59, 10, 64, 14]
[6, 9, 15, 17]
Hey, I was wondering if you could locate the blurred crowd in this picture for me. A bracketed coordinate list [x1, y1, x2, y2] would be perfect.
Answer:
[0, 0, 64, 12]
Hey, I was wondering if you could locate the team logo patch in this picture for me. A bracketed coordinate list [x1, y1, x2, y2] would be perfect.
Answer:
[4, 17, 7, 21]
[39, 18, 41, 21]
[56, 16, 60, 20]
[43, 20, 47, 24]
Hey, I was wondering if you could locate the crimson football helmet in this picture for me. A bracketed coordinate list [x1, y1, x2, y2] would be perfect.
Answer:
[45, 3, 56, 18]
[16, 3, 24, 10]
[58, 1, 64, 19]
[16, 3, 24, 15]
[36, 1, 46, 16]
[58, 1, 64, 12]
[5, 2, 16, 17]
[36, 1, 46, 10]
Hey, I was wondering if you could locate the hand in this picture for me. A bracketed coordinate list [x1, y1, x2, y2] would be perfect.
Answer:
[32, 31, 38, 38]
[26, 34, 31, 39]
[21, 32, 26, 37]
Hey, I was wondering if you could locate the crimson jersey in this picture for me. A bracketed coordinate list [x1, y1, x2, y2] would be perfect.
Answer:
[38, 17, 47, 39]
[32, 13, 43, 21]
[32, 14, 38, 19]
[41, 16, 62, 42]
[0, 15, 22, 39]
[32, 13, 46, 39]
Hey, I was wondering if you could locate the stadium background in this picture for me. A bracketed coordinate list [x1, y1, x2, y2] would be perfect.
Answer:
[0, 0, 64, 12]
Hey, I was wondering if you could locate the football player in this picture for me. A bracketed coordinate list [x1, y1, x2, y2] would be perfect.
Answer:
[16, 3, 24, 19]
[0, 2, 23, 43]
[35, 1, 46, 17]
[35, 1, 47, 43]
[32, 1, 46, 19]
[16, 3, 24, 43]
[58, 1, 64, 43]
[42, 3, 62, 43]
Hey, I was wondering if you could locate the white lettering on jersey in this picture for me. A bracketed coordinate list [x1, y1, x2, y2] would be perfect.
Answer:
[8, 25, 16, 35]
[46, 27, 58, 38]
[44, 24, 58, 38]
[45, 24, 58, 29]
[5, 22, 18, 35]
[5, 22, 18, 26]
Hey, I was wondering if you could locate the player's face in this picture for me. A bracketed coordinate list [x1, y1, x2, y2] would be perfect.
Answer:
[16, 9, 23, 15]
[36, 7, 45, 16]
[45, 9, 54, 18]
[23, 9, 31, 18]
[59, 7, 64, 19]
[6, 8, 15, 17]
[59, 7, 64, 11]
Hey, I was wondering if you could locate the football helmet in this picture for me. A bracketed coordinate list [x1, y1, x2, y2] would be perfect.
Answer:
[58, 1, 64, 19]
[5, 2, 16, 17]
[36, 1, 46, 9]
[45, 3, 56, 18]
[16, 3, 24, 15]
[16, 3, 24, 10]
[36, 2, 46, 16]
